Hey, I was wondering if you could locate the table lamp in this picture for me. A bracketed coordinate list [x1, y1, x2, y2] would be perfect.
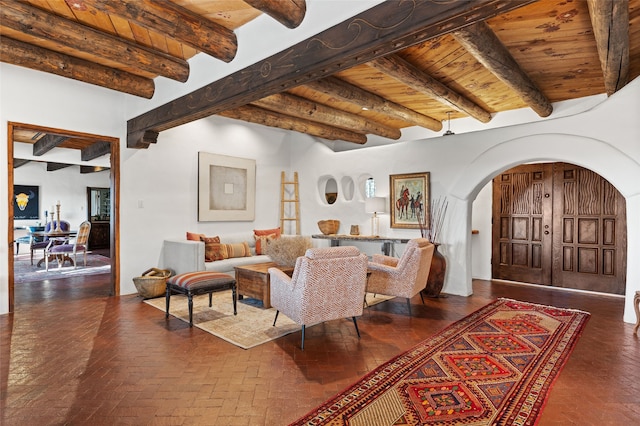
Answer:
[365, 197, 386, 237]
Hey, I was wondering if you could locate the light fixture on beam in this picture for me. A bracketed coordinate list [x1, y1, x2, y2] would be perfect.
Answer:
[443, 111, 455, 136]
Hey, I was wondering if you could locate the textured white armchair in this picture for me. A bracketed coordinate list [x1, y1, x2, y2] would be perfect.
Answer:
[269, 246, 368, 350]
[366, 238, 435, 316]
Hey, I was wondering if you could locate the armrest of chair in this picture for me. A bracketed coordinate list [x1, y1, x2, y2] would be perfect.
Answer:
[371, 253, 399, 267]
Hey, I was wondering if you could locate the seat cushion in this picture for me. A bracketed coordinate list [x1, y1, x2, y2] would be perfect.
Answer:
[51, 244, 86, 254]
[167, 271, 235, 291]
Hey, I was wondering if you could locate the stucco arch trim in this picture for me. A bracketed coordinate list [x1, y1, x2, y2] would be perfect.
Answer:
[450, 133, 640, 201]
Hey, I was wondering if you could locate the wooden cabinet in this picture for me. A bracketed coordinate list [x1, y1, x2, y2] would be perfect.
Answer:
[89, 221, 110, 250]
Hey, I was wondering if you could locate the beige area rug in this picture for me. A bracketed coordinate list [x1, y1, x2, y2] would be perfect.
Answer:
[144, 291, 394, 349]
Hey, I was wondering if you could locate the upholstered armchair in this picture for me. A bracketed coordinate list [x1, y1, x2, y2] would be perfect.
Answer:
[366, 238, 435, 316]
[29, 220, 70, 265]
[45, 221, 91, 270]
[269, 246, 368, 350]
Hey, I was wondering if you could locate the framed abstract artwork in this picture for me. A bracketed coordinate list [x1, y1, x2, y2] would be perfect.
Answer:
[198, 152, 256, 221]
[13, 185, 40, 220]
[389, 172, 430, 229]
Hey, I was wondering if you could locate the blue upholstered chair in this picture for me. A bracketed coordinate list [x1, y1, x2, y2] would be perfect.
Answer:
[29, 221, 70, 265]
[45, 221, 91, 270]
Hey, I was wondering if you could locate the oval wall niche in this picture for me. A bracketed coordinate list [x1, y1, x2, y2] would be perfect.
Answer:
[317, 175, 338, 205]
[341, 176, 355, 201]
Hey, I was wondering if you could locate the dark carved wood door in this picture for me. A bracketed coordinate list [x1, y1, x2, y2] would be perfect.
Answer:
[492, 163, 627, 294]
[492, 164, 553, 285]
[551, 163, 626, 294]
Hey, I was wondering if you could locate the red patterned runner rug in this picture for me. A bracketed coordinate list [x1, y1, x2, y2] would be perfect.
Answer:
[290, 298, 590, 426]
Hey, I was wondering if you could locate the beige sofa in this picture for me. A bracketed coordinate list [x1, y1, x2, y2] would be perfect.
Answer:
[160, 233, 271, 277]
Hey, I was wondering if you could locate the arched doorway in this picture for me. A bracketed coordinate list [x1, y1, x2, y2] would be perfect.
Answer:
[491, 162, 626, 294]
[450, 133, 640, 323]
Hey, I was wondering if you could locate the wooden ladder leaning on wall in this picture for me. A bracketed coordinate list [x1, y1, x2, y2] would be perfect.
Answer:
[280, 171, 300, 235]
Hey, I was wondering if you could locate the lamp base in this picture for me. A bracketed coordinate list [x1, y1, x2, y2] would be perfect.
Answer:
[370, 214, 379, 237]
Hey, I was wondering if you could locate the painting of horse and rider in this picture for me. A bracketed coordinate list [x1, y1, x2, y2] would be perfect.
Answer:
[390, 172, 430, 229]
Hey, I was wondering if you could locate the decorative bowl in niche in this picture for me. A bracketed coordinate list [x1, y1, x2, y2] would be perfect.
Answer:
[318, 220, 340, 235]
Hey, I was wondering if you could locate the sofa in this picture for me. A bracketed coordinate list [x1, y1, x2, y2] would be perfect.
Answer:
[161, 233, 272, 277]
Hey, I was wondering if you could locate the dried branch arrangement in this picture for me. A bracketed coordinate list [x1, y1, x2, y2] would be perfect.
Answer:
[418, 196, 448, 244]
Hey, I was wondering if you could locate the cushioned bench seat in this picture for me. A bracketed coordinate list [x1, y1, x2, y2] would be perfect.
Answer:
[166, 271, 237, 327]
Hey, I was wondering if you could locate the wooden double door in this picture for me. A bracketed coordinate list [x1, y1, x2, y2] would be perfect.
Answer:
[492, 163, 626, 294]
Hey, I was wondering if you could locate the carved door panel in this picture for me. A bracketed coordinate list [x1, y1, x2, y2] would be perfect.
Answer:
[492, 163, 627, 295]
[551, 163, 626, 294]
[492, 164, 553, 285]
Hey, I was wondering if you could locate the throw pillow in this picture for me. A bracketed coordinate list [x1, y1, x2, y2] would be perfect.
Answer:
[255, 233, 277, 255]
[186, 231, 206, 241]
[225, 242, 252, 258]
[254, 227, 281, 254]
[201, 236, 227, 262]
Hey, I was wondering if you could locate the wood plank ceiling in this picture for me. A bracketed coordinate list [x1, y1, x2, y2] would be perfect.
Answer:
[2, 0, 639, 161]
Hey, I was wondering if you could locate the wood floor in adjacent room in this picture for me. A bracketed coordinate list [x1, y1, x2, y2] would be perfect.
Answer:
[2, 274, 639, 425]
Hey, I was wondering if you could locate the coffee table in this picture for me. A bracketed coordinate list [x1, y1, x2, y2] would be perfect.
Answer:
[234, 262, 294, 308]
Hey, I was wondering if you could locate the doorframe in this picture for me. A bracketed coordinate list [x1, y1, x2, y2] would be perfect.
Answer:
[6, 122, 120, 312]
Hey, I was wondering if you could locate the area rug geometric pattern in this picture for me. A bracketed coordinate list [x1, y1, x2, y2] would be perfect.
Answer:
[290, 298, 590, 426]
[14, 253, 111, 284]
[144, 290, 394, 350]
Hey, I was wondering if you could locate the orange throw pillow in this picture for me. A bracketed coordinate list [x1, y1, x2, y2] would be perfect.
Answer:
[201, 236, 225, 262]
[254, 228, 281, 254]
[187, 231, 206, 241]
[225, 242, 252, 258]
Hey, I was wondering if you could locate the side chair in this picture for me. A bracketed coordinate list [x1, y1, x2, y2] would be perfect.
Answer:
[45, 221, 91, 270]
[269, 246, 368, 350]
[366, 238, 435, 316]
[30, 220, 70, 265]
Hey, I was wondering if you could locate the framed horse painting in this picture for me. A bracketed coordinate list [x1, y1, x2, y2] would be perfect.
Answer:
[389, 172, 430, 229]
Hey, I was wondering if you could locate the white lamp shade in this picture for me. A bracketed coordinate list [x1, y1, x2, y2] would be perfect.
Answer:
[365, 197, 386, 213]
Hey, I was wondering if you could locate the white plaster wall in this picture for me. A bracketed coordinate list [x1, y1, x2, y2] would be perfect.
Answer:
[14, 161, 110, 230]
[0, 63, 124, 314]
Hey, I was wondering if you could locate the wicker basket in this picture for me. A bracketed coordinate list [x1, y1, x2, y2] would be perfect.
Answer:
[318, 219, 340, 235]
[133, 268, 171, 299]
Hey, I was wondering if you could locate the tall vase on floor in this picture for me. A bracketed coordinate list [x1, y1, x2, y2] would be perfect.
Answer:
[424, 244, 446, 298]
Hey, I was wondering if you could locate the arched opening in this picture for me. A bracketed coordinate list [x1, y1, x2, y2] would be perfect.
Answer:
[449, 133, 640, 323]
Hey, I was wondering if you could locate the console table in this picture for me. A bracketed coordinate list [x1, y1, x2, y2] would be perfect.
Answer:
[312, 234, 410, 256]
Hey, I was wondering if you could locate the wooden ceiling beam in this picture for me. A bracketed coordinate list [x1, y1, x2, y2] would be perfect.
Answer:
[71, 0, 237, 63]
[0, 0, 189, 82]
[47, 162, 73, 172]
[587, 0, 630, 96]
[13, 159, 30, 168]
[81, 142, 111, 161]
[0, 36, 155, 99]
[304, 76, 443, 131]
[452, 21, 552, 118]
[219, 105, 367, 144]
[244, 0, 307, 29]
[252, 93, 401, 139]
[33, 135, 68, 156]
[80, 166, 110, 174]
[127, 0, 534, 147]
[368, 55, 492, 123]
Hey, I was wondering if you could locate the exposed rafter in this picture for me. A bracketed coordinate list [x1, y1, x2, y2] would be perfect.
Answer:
[13, 158, 30, 168]
[0, 0, 189, 82]
[244, 0, 307, 29]
[252, 93, 401, 140]
[303, 77, 443, 131]
[452, 21, 553, 118]
[0, 36, 155, 99]
[71, 0, 238, 63]
[368, 55, 492, 123]
[80, 166, 110, 174]
[587, 0, 630, 96]
[81, 142, 111, 161]
[33, 135, 68, 156]
[47, 162, 73, 172]
[219, 105, 367, 144]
